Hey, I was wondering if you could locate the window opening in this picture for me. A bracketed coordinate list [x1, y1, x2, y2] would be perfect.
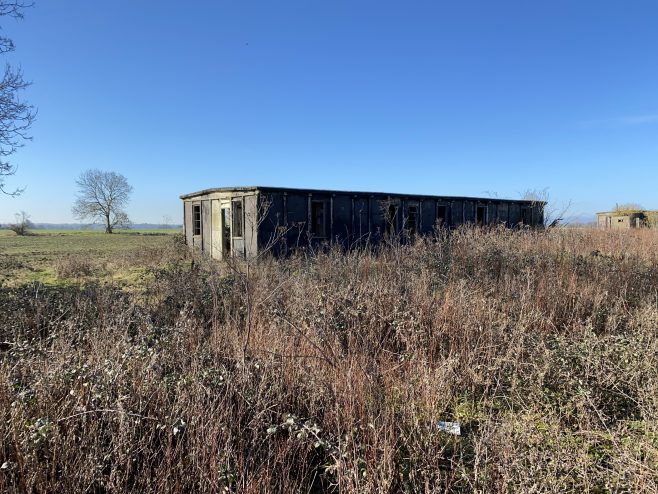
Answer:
[232, 199, 243, 237]
[520, 207, 531, 225]
[192, 204, 201, 236]
[406, 206, 418, 235]
[437, 205, 448, 226]
[311, 201, 327, 237]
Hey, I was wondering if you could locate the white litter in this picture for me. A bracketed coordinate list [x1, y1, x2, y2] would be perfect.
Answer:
[437, 421, 461, 436]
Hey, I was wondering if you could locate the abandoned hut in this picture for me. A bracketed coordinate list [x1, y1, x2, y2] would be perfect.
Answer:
[180, 186, 545, 259]
[597, 209, 658, 229]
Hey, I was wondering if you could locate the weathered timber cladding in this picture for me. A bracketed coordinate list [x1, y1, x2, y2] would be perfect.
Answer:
[184, 201, 192, 244]
[244, 194, 258, 256]
[450, 202, 462, 226]
[259, 192, 282, 246]
[498, 203, 509, 225]
[285, 193, 307, 249]
[487, 203, 496, 224]
[421, 199, 435, 233]
[333, 195, 351, 243]
[463, 201, 473, 223]
[508, 203, 520, 225]
[353, 197, 370, 243]
[180, 186, 545, 258]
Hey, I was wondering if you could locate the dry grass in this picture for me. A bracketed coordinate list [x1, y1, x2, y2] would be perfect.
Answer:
[1, 227, 657, 492]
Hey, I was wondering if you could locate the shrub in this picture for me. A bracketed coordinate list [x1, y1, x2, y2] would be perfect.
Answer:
[1, 227, 657, 492]
[8, 211, 33, 236]
[54, 256, 100, 279]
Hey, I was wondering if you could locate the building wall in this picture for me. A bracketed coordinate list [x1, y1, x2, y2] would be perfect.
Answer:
[244, 194, 259, 257]
[256, 190, 542, 252]
[182, 191, 260, 258]
[597, 214, 626, 229]
[183, 201, 193, 246]
[597, 212, 650, 229]
[201, 200, 212, 253]
[258, 192, 286, 255]
[183, 188, 544, 258]
[497, 202, 509, 224]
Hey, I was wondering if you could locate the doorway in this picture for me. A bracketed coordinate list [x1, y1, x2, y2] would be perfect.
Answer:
[476, 205, 487, 226]
[221, 207, 231, 256]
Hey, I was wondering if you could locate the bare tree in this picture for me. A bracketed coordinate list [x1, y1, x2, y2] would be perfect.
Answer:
[521, 187, 572, 228]
[0, 1, 35, 196]
[72, 169, 133, 233]
[161, 214, 173, 229]
[8, 209, 32, 235]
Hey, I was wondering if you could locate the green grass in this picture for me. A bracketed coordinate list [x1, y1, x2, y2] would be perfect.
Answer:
[0, 229, 182, 287]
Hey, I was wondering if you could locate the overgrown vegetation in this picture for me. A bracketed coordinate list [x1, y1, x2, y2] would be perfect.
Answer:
[1, 227, 657, 492]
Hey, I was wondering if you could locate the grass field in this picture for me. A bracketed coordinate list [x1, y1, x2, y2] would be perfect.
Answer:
[1, 227, 658, 492]
[0, 229, 182, 287]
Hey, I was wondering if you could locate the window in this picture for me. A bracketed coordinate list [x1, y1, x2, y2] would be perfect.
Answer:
[406, 206, 418, 235]
[311, 200, 327, 237]
[437, 205, 449, 226]
[520, 207, 531, 225]
[192, 204, 201, 236]
[476, 205, 487, 225]
[232, 199, 243, 237]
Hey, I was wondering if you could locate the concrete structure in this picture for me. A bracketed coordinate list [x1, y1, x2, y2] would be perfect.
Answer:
[597, 210, 658, 229]
[180, 186, 545, 259]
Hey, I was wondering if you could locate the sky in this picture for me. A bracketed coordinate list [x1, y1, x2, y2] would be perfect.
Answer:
[1, 0, 657, 224]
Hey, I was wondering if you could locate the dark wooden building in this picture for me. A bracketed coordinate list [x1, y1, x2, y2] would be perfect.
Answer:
[180, 186, 544, 259]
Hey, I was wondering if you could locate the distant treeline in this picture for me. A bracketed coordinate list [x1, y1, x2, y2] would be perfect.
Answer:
[1, 223, 183, 230]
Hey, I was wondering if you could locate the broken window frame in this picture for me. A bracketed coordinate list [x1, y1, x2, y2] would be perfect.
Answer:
[405, 205, 419, 236]
[520, 207, 531, 226]
[232, 198, 244, 238]
[436, 203, 450, 227]
[192, 204, 202, 236]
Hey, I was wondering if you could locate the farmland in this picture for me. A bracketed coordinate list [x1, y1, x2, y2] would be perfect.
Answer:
[0, 229, 181, 287]
[1, 227, 658, 492]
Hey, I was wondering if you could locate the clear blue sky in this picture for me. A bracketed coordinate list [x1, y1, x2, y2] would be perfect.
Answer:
[1, 0, 657, 224]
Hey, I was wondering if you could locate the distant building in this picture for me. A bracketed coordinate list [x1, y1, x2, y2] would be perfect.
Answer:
[180, 186, 545, 259]
[597, 209, 658, 229]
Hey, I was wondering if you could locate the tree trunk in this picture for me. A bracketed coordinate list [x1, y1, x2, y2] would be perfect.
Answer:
[105, 214, 112, 234]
